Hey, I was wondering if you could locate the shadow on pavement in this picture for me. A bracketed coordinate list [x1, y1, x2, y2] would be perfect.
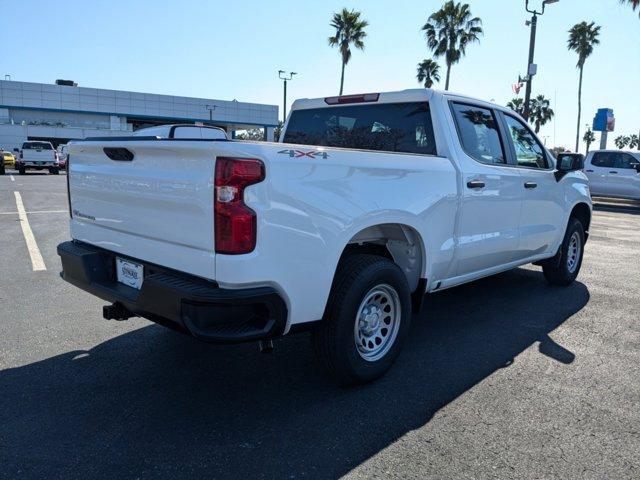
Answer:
[0, 267, 589, 479]
[593, 201, 640, 215]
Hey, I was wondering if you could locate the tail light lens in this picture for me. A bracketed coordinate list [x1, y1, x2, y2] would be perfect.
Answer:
[214, 157, 265, 254]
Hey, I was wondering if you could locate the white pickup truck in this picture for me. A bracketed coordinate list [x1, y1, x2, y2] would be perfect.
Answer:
[17, 141, 60, 174]
[58, 89, 591, 384]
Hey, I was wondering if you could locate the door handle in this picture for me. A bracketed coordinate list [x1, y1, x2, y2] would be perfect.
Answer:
[466, 180, 485, 189]
[609, 171, 618, 174]
[524, 181, 538, 189]
[585, 169, 594, 172]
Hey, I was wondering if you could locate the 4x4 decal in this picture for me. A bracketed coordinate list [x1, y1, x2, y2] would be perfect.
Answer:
[277, 149, 329, 159]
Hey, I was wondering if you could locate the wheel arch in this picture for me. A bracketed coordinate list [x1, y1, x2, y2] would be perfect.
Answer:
[337, 222, 427, 294]
[569, 202, 591, 241]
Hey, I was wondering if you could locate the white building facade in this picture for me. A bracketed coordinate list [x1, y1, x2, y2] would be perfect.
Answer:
[0, 80, 279, 150]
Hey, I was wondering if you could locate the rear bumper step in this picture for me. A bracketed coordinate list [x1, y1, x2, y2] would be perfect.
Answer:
[57, 241, 287, 343]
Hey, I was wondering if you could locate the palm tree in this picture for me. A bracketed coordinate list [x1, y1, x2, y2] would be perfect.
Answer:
[614, 135, 630, 149]
[416, 59, 441, 88]
[529, 95, 554, 134]
[421, 1, 483, 90]
[629, 134, 639, 149]
[619, 0, 640, 17]
[328, 8, 368, 95]
[506, 98, 526, 116]
[583, 128, 595, 153]
[568, 21, 601, 152]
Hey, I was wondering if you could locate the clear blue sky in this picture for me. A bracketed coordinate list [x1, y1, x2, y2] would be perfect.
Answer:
[1, 0, 638, 152]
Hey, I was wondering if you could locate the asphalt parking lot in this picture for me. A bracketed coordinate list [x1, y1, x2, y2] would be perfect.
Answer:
[1, 171, 638, 479]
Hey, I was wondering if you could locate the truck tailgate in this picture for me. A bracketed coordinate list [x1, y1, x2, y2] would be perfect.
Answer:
[24, 150, 55, 160]
[68, 141, 217, 279]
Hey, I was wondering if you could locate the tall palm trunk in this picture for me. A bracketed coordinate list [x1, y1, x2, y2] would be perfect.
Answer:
[444, 62, 451, 90]
[339, 60, 346, 95]
[575, 65, 583, 152]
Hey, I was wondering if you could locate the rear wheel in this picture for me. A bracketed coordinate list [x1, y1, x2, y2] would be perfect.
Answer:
[312, 254, 411, 385]
[49, 167, 59, 175]
[542, 218, 585, 286]
[18, 167, 25, 175]
[0, 164, 5, 175]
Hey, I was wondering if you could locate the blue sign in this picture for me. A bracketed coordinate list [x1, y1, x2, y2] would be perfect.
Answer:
[593, 108, 615, 132]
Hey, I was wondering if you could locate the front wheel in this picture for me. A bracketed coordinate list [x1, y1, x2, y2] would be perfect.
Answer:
[312, 254, 411, 385]
[18, 167, 25, 175]
[49, 167, 59, 175]
[542, 218, 585, 286]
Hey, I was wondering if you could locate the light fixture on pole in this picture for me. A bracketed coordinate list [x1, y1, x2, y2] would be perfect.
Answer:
[278, 70, 297, 122]
[205, 104, 217, 122]
[522, 0, 559, 121]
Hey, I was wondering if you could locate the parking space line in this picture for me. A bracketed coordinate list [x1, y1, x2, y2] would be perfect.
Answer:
[27, 209, 67, 214]
[0, 209, 67, 215]
[10, 175, 15, 181]
[13, 191, 47, 271]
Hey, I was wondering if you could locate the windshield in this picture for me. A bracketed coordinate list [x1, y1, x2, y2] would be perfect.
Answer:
[283, 102, 436, 155]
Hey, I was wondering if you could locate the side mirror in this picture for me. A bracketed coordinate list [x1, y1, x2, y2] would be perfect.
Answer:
[555, 154, 584, 181]
[557, 154, 584, 172]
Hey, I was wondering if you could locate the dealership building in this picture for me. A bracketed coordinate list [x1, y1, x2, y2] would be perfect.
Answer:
[0, 79, 279, 150]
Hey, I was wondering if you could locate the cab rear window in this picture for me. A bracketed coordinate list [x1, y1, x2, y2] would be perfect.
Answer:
[22, 142, 53, 150]
[283, 102, 436, 155]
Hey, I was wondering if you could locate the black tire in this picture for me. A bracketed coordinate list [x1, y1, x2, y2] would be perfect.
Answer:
[0, 164, 5, 175]
[18, 167, 25, 175]
[312, 254, 411, 385]
[49, 167, 59, 175]
[542, 218, 585, 286]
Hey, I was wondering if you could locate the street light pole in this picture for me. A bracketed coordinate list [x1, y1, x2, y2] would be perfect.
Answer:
[278, 70, 297, 123]
[522, 0, 558, 121]
[522, 13, 537, 121]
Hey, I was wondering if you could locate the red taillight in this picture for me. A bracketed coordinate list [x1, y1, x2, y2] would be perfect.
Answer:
[324, 93, 379, 105]
[214, 157, 265, 254]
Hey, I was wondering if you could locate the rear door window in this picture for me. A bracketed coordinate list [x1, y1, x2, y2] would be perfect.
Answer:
[283, 102, 436, 155]
[450, 103, 505, 165]
[613, 153, 639, 169]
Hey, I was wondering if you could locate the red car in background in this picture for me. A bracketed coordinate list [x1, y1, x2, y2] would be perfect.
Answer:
[56, 144, 68, 170]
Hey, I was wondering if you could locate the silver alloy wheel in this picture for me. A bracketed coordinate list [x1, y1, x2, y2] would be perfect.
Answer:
[354, 284, 401, 362]
[567, 231, 581, 273]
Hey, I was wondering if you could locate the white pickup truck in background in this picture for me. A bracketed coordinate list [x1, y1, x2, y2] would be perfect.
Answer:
[583, 149, 640, 201]
[58, 89, 591, 384]
[17, 141, 60, 175]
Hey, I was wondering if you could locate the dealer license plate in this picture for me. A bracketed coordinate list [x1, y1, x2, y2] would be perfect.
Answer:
[116, 257, 143, 290]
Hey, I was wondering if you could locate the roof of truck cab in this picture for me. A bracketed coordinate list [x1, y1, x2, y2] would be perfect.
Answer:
[290, 89, 431, 111]
[441, 90, 514, 114]
[290, 88, 516, 116]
